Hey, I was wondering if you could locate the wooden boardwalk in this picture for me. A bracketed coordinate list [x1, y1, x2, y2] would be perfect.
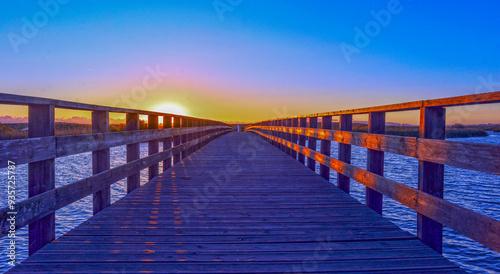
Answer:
[9, 132, 461, 273]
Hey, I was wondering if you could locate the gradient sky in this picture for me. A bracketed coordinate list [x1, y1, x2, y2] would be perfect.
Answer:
[1, 0, 499, 124]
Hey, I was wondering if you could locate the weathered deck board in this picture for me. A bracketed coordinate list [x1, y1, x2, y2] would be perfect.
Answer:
[9, 132, 461, 273]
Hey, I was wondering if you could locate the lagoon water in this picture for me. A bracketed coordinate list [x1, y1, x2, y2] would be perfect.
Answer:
[1, 133, 499, 273]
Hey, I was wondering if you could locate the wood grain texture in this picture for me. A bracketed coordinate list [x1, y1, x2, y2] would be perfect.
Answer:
[249, 125, 500, 175]
[163, 115, 173, 172]
[320, 116, 332, 180]
[418, 106, 445, 253]
[0, 92, 225, 123]
[0, 126, 230, 168]
[0, 130, 231, 237]
[250, 130, 500, 254]
[338, 114, 352, 193]
[248, 91, 499, 122]
[92, 111, 111, 215]
[126, 113, 140, 193]
[366, 112, 385, 215]
[27, 104, 55, 256]
[9, 132, 460, 273]
[307, 117, 318, 171]
[148, 115, 159, 180]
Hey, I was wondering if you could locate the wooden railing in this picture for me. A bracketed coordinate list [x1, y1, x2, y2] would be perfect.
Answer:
[247, 91, 500, 254]
[0, 93, 233, 254]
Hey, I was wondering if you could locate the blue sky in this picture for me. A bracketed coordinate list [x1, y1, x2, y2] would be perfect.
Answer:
[0, 0, 499, 123]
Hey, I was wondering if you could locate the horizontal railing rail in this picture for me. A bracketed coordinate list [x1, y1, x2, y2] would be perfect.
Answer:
[252, 126, 500, 175]
[256, 91, 500, 121]
[0, 93, 233, 254]
[0, 126, 226, 168]
[246, 91, 500, 254]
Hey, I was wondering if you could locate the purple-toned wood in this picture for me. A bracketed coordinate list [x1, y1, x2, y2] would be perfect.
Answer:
[337, 114, 352, 193]
[298, 118, 307, 164]
[28, 104, 55, 255]
[126, 113, 140, 193]
[307, 117, 318, 171]
[366, 112, 385, 215]
[173, 117, 181, 164]
[418, 106, 445, 253]
[182, 118, 190, 159]
[148, 115, 159, 180]
[319, 116, 332, 180]
[291, 118, 299, 159]
[163, 116, 172, 172]
[285, 119, 292, 155]
[92, 110, 111, 215]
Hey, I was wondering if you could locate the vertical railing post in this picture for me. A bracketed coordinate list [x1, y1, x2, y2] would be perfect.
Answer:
[366, 112, 385, 214]
[338, 114, 352, 193]
[285, 119, 292, 155]
[271, 120, 276, 147]
[163, 115, 172, 172]
[298, 118, 307, 164]
[319, 116, 332, 180]
[291, 118, 298, 159]
[92, 110, 110, 215]
[278, 120, 284, 151]
[307, 117, 318, 171]
[418, 106, 445, 253]
[28, 104, 55, 255]
[182, 118, 190, 159]
[126, 113, 140, 193]
[173, 117, 181, 165]
[148, 115, 159, 180]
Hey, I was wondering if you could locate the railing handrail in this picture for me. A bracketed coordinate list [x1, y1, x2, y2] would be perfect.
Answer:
[246, 91, 500, 255]
[0, 92, 233, 255]
[249, 91, 500, 124]
[247, 125, 500, 175]
[0, 92, 222, 123]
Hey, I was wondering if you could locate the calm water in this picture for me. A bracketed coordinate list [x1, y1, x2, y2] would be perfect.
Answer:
[1, 134, 499, 273]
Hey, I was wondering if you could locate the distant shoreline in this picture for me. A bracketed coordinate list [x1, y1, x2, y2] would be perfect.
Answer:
[0, 122, 496, 140]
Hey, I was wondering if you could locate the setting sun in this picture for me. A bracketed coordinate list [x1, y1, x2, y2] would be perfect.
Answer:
[153, 103, 187, 116]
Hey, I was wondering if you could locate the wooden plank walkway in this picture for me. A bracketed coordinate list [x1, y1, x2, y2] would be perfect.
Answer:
[9, 132, 461, 273]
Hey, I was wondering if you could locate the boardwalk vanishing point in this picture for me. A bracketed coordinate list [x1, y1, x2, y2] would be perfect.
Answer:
[1, 91, 500, 273]
[9, 133, 461, 273]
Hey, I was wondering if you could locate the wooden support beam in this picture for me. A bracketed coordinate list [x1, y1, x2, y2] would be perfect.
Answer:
[285, 119, 292, 155]
[182, 118, 190, 159]
[366, 112, 385, 215]
[418, 106, 446, 253]
[307, 117, 318, 171]
[28, 104, 55, 255]
[92, 111, 111, 216]
[173, 117, 181, 164]
[291, 118, 299, 159]
[337, 114, 352, 193]
[148, 115, 159, 180]
[298, 118, 307, 164]
[163, 116, 172, 172]
[126, 113, 140, 193]
[319, 116, 332, 180]
[272, 121, 278, 147]
[278, 120, 286, 151]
